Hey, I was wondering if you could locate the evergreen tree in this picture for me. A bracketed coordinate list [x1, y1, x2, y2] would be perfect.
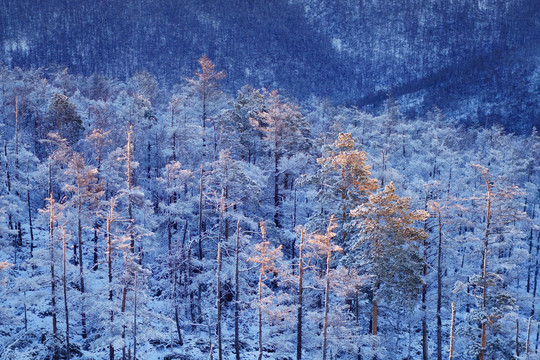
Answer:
[311, 132, 378, 255]
[351, 182, 428, 357]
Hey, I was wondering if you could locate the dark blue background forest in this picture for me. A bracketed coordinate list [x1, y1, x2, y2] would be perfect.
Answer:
[2, 0, 540, 131]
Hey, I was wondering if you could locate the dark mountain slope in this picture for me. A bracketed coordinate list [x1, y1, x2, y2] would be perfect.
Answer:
[1, 0, 539, 130]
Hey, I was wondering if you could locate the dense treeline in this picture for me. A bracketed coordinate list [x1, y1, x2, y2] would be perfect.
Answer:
[2, 0, 540, 131]
[0, 60, 539, 359]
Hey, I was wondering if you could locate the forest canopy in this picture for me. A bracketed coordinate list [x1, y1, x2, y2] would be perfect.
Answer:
[0, 59, 538, 359]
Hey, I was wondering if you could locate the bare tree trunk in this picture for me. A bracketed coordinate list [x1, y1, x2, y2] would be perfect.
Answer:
[273, 103, 280, 229]
[527, 316, 532, 356]
[47, 171, 58, 341]
[26, 161, 34, 258]
[147, 141, 151, 180]
[62, 228, 71, 359]
[449, 302, 455, 360]
[480, 243, 488, 360]
[188, 238, 196, 330]
[437, 208, 443, 360]
[107, 199, 115, 360]
[372, 298, 378, 360]
[476, 166, 492, 360]
[297, 229, 305, 360]
[93, 227, 99, 271]
[198, 165, 204, 260]
[422, 195, 429, 360]
[133, 271, 137, 360]
[516, 319, 520, 358]
[202, 74, 207, 155]
[257, 269, 263, 360]
[167, 169, 173, 253]
[77, 178, 87, 339]
[127, 125, 134, 254]
[14, 96, 18, 167]
[5, 141, 15, 265]
[121, 252, 128, 360]
[14, 96, 22, 257]
[234, 221, 240, 360]
[197, 164, 204, 324]
[532, 232, 540, 317]
[322, 241, 331, 360]
[172, 232, 183, 347]
[217, 242, 222, 360]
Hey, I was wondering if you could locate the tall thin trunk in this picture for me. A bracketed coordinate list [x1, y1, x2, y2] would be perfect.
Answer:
[437, 208, 443, 360]
[4, 141, 10, 196]
[532, 232, 540, 316]
[107, 199, 115, 360]
[198, 165, 204, 260]
[257, 224, 265, 360]
[14, 96, 18, 167]
[480, 242, 488, 360]
[197, 164, 204, 324]
[188, 237, 196, 329]
[5, 142, 15, 264]
[171, 106, 176, 162]
[48, 169, 58, 339]
[26, 160, 34, 258]
[257, 268, 263, 360]
[297, 229, 305, 360]
[147, 141, 151, 179]
[273, 100, 280, 228]
[322, 241, 331, 360]
[516, 319, 520, 358]
[372, 298, 378, 360]
[527, 316, 532, 356]
[449, 302, 455, 360]
[476, 167, 491, 360]
[422, 194, 429, 360]
[202, 75, 207, 154]
[127, 125, 134, 253]
[77, 177, 87, 339]
[133, 271, 138, 360]
[234, 221, 240, 360]
[62, 228, 71, 359]
[217, 242, 222, 360]
[14, 96, 22, 254]
[121, 251, 128, 360]
[93, 227, 99, 271]
[167, 169, 172, 253]
[224, 186, 229, 241]
[172, 230, 183, 347]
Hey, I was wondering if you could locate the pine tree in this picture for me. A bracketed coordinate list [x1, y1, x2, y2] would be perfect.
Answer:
[186, 55, 226, 159]
[351, 182, 428, 358]
[250, 90, 311, 229]
[312, 132, 378, 255]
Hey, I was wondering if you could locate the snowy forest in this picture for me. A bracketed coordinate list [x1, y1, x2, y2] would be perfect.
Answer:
[0, 55, 538, 360]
